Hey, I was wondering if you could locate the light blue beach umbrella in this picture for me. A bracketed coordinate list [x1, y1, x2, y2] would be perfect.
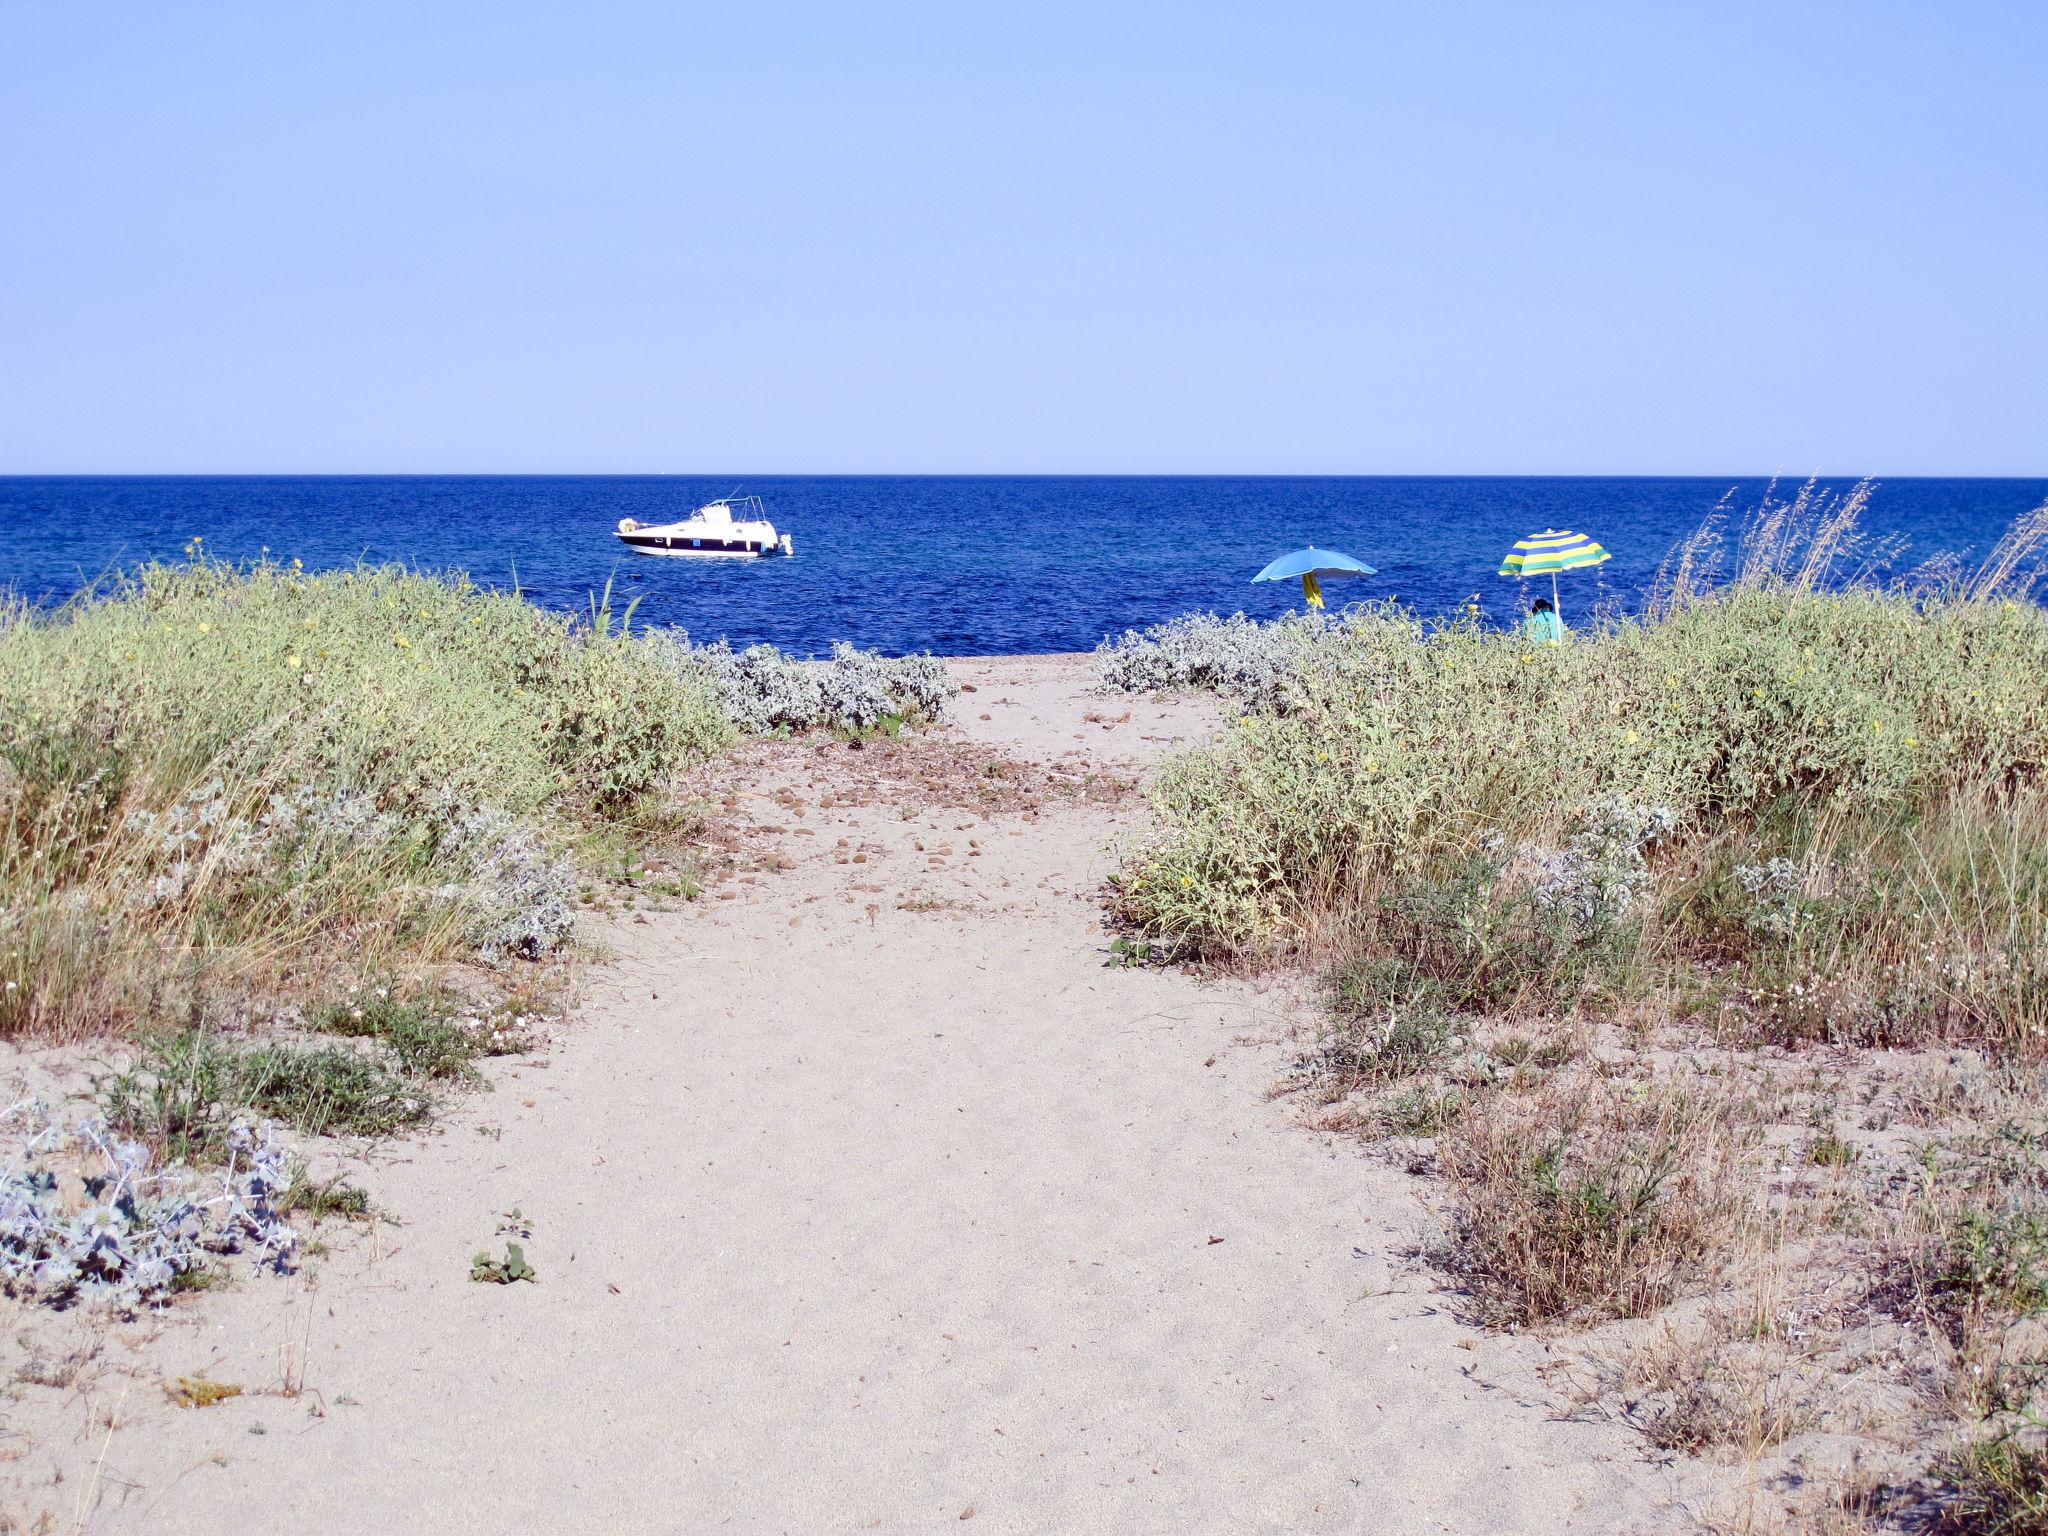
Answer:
[1252, 546, 1376, 609]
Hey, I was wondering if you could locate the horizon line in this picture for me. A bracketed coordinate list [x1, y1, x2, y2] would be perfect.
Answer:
[5, 470, 2047, 482]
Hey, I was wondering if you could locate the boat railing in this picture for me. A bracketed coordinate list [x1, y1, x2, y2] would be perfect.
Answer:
[702, 494, 769, 522]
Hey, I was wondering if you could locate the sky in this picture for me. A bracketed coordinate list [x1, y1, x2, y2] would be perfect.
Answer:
[2, 0, 2043, 475]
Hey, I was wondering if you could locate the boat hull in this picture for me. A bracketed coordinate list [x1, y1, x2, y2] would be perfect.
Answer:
[617, 533, 769, 557]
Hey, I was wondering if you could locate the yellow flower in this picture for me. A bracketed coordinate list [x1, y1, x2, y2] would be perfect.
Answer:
[395, 635, 412, 649]
[1180, 874, 1194, 888]
[1871, 719, 1884, 731]
[1363, 756, 1379, 772]
[196, 622, 212, 635]
[291, 557, 303, 571]
[304, 616, 318, 629]
[1625, 729, 1640, 745]
[1519, 653, 1533, 664]
[286, 655, 301, 669]
[1316, 752, 1328, 763]
[1751, 689, 1763, 700]
[1905, 736, 1919, 746]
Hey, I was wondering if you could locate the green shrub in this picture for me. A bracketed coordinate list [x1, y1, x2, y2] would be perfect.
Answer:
[0, 554, 733, 1039]
[1118, 589, 2048, 955]
[1312, 955, 1465, 1086]
[1113, 498, 2048, 1057]
[99, 1028, 432, 1162]
[310, 987, 529, 1080]
[1939, 1202, 2048, 1319]
[0, 555, 730, 818]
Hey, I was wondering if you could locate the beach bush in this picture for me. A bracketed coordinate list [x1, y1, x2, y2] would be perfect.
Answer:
[1936, 1423, 2048, 1535]
[1118, 589, 2048, 947]
[1095, 610, 1339, 710]
[663, 635, 957, 734]
[0, 553, 732, 1040]
[98, 1027, 434, 1159]
[1113, 493, 2048, 1061]
[309, 984, 535, 1080]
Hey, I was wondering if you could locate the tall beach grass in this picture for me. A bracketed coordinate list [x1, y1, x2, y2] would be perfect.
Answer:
[0, 551, 731, 1040]
[1112, 488, 2048, 1058]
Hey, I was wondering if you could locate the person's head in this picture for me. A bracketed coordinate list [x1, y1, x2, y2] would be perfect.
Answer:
[1532, 596, 1554, 614]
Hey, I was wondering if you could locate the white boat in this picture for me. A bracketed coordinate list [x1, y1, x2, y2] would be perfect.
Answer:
[616, 496, 793, 558]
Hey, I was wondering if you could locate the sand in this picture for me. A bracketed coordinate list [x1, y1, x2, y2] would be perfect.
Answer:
[3, 657, 1681, 1534]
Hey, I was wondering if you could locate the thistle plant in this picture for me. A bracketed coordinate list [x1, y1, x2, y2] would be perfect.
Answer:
[0, 1099, 298, 1312]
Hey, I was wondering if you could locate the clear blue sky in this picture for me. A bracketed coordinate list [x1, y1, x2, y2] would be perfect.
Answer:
[3, 1, 2043, 474]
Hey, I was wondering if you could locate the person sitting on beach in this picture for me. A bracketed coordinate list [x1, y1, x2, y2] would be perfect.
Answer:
[1524, 596, 1564, 645]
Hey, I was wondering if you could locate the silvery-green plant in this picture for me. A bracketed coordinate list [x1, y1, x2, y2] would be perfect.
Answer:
[1093, 611, 1338, 711]
[0, 1100, 298, 1313]
[119, 780, 578, 965]
[429, 801, 578, 962]
[1510, 800, 1677, 935]
[1737, 855, 1835, 938]
[818, 642, 896, 730]
[648, 632, 957, 733]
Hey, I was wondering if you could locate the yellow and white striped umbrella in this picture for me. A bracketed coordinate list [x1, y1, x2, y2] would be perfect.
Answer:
[1498, 528, 1610, 632]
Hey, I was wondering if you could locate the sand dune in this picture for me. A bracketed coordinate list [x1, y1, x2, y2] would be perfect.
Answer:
[3, 658, 1678, 1534]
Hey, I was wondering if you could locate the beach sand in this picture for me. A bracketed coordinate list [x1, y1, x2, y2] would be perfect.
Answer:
[3, 657, 1681, 1534]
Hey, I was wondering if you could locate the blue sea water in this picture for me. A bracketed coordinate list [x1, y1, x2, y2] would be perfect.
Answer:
[2, 476, 2043, 657]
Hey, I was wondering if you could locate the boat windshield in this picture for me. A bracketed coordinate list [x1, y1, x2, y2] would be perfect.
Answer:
[699, 494, 768, 524]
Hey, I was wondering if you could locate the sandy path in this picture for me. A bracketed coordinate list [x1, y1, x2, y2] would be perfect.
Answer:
[5, 658, 1677, 1534]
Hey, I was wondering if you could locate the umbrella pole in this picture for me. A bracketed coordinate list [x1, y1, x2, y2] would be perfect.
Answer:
[1551, 568, 1562, 638]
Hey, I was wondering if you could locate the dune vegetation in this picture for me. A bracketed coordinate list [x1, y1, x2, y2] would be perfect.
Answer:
[1103, 483, 2048, 1527]
[0, 551, 731, 1044]
[0, 551, 961, 1308]
[0, 551, 961, 1046]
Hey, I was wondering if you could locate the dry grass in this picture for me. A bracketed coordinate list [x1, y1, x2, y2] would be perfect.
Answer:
[1114, 490, 2048, 1527]
[1283, 1006, 2048, 1526]
[1, 555, 728, 1044]
[1934, 1425, 2048, 1533]
[1435, 1069, 1743, 1327]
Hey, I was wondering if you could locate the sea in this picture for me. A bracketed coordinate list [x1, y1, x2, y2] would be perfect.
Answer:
[2, 476, 2043, 657]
